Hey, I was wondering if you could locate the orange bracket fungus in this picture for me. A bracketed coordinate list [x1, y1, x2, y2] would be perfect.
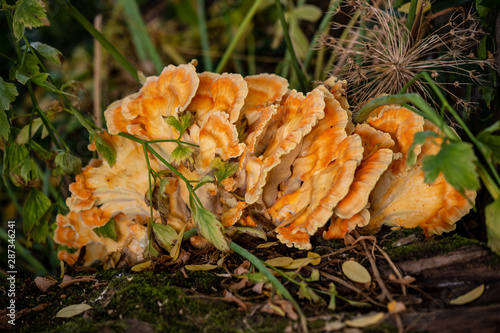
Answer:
[54, 64, 476, 265]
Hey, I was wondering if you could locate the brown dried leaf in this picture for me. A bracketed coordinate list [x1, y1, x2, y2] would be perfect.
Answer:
[34, 276, 57, 292]
[223, 290, 248, 310]
[59, 275, 98, 288]
[55, 304, 92, 318]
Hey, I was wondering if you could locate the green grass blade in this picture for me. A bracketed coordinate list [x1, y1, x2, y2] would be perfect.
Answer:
[215, 0, 265, 74]
[121, 0, 164, 74]
[63, 2, 139, 81]
[274, 0, 308, 92]
[197, 0, 213, 71]
[406, 0, 418, 31]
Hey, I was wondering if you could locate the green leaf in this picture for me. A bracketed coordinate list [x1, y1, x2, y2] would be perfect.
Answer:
[0, 109, 10, 140]
[292, 5, 322, 22]
[235, 227, 267, 241]
[152, 223, 177, 251]
[407, 131, 441, 165]
[144, 241, 160, 258]
[477, 121, 500, 163]
[20, 156, 38, 182]
[485, 198, 500, 254]
[178, 112, 195, 134]
[297, 282, 323, 303]
[12, 0, 48, 40]
[94, 218, 118, 241]
[53, 151, 82, 176]
[211, 158, 238, 182]
[190, 198, 229, 252]
[22, 189, 51, 245]
[0, 77, 19, 111]
[478, 35, 487, 60]
[15, 118, 43, 145]
[24, 53, 40, 75]
[422, 142, 480, 193]
[193, 174, 215, 191]
[3, 142, 29, 185]
[25, 42, 63, 64]
[165, 116, 182, 133]
[93, 134, 116, 166]
[171, 144, 195, 164]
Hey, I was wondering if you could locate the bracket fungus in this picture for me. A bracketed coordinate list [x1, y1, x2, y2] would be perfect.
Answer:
[54, 64, 476, 264]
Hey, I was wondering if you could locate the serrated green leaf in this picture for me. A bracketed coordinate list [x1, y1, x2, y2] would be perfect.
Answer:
[211, 158, 238, 182]
[171, 144, 195, 164]
[152, 223, 177, 251]
[422, 142, 480, 193]
[3, 142, 29, 185]
[0, 77, 19, 111]
[15, 71, 31, 85]
[25, 42, 63, 64]
[235, 227, 267, 241]
[190, 198, 229, 252]
[53, 151, 82, 176]
[93, 218, 118, 241]
[477, 121, 500, 163]
[407, 131, 441, 165]
[0, 109, 10, 140]
[15, 118, 43, 145]
[178, 111, 195, 133]
[13, 0, 48, 40]
[165, 116, 182, 132]
[485, 198, 500, 254]
[22, 189, 51, 245]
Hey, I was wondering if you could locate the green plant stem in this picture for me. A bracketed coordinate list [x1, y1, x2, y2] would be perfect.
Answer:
[303, 0, 340, 71]
[275, 0, 308, 93]
[406, 0, 418, 31]
[215, 0, 265, 73]
[197, 0, 213, 71]
[142, 143, 155, 239]
[146, 139, 199, 147]
[62, 1, 139, 81]
[230, 242, 308, 333]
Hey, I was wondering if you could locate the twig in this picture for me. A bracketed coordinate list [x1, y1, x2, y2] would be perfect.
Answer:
[362, 240, 392, 303]
[374, 243, 407, 296]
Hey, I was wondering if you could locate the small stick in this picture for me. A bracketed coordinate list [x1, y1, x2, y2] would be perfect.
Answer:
[362, 240, 392, 302]
[375, 243, 407, 296]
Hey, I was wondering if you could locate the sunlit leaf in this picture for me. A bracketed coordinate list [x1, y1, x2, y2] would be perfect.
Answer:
[190, 198, 229, 252]
[342, 261, 372, 284]
[265, 257, 294, 267]
[307, 252, 321, 265]
[152, 223, 177, 251]
[345, 312, 385, 328]
[235, 227, 267, 241]
[0, 77, 18, 112]
[485, 198, 500, 254]
[55, 304, 91, 318]
[211, 158, 239, 182]
[423, 142, 480, 193]
[15, 118, 43, 145]
[449, 284, 485, 305]
[93, 218, 117, 241]
[185, 264, 218, 271]
[12, 0, 49, 40]
[131, 260, 152, 272]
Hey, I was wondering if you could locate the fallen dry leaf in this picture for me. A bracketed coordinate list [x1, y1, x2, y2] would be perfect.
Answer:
[387, 300, 406, 314]
[131, 260, 152, 272]
[388, 274, 416, 285]
[184, 264, 218, 271]
[342, 261, 372, 284]
[345, 312, 385, 328]
[256, 241, 278, 249]
[59, 275, 98, 288]
[55, 304, 92, 318]
[265, 257, 294, 267]
[34, 276, 58, 292]
[233, 261, 251, 275]
[223, 290, 248, 310]
[449, 284, 485, 305]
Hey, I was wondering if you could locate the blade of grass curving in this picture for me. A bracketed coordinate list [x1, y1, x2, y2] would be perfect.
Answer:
[215, 0, 265, 73]
[62, 1, 139, 81]
[197, 0, 213, 71]
[274, 0, 308, 92]
[303, 0, 341, 71]
[230, 241, 308, 333]
[121, 0, 164, 74]
[406, 0, 418, 31]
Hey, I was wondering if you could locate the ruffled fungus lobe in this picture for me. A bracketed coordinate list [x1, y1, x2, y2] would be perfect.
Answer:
[243, 74, 289, 108]
[244, 88, 326, 204]
[323, 209, 370, 240]
[364, 120, 476, 236]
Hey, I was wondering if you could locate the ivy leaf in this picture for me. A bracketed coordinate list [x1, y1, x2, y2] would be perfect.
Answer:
[485, 198, 500, 254]
[53, 151, 82, 176]
[22, 189, 51, 245]
[171, 144, 195, 164]
[211, 158, 238, 182]
[422, 142, 480, 194]
[23, 42, 63, 64]
[152, 223, 177, 251]
[0, 77, 19, 111]
[407, 131, 441, 165]
[94, 218, 118, 241]
[477, 121, 500, 163]
[12, 0, 49, 40]
[189, 197, 229, 252]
